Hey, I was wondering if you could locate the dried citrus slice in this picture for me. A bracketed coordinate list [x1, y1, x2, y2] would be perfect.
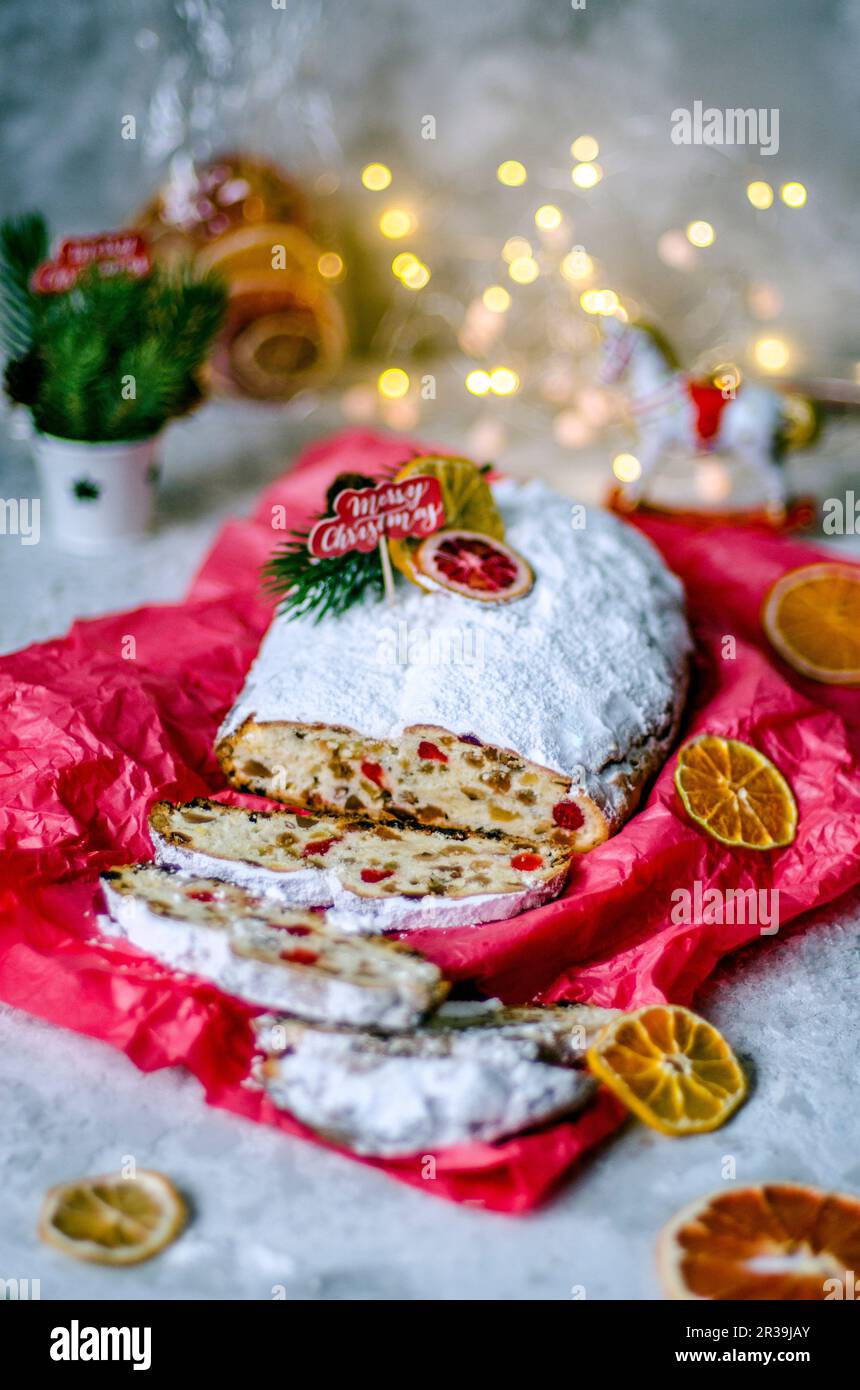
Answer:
[674, 734, 797, 850]
[586, 1005, 746, 1136]
[414, 529, 534, 603]
[659, 1183, 860, 1299]
[762, 562, 860, 685]
[387, 455, 504, 584]
[39, 1171, 187, 1266]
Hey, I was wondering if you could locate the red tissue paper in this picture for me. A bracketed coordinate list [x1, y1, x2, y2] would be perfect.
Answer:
[1, 429, 858, 1212]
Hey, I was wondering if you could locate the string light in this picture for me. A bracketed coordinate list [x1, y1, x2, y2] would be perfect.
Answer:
[686, 220, 715, 247]
[379, 208, 414, 238]
[746, 181, 773, 210]
[780, 181, 807, 208]
[502, 236, 532, 262]
[571, 162, 602, 189]
[497, 160, 527, 186]
[488, 367, 519, 395]
[391, 252, 418, 277]
[561, 248, 594, 283]
[754, 337, 790, 371]
[361, 163, 392, 191]
[378, 367, 410, 398]
[466, 369, 492, 395]
[508, 255, 540, 284]
[482, 285, 511, 312]
[534, 204, 563, 231]
[400, 260, 430, 289]
[570, 135, 599, 162]
[579, 288, 618, 315]
[317, 252, 344, 279]
[612, 453, 642, 483]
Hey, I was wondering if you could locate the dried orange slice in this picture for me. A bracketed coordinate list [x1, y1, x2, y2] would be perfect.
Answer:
[387, 456, 504, 585]
[674, 734, 797, 850]
[762, 562, 860, 685]
[659, 1183, 860, 1299]
[39, 1171, 187, 1266]
[586, 1005, 746, 1136]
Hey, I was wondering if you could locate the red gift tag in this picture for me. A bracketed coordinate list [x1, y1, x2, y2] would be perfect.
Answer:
[31, 229, 151, 294]
[307, 475, 445, 559]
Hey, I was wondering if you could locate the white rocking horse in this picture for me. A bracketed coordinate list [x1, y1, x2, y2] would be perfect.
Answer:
[599, 316, 790, 518]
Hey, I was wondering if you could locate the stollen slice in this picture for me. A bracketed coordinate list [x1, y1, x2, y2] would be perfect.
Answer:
[149, 798, 572, 933]
[99, 862, 447, 1031]
[254, 1000, 615, 1156]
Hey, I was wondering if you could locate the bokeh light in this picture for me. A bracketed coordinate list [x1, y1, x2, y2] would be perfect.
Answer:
[534, 204, 563, 231]
[746, 181, 774, 210]
[612, 453, 642, 483]
[686, 220, 715, 247]
[780, 181, 808, 208]
[361, 163, 392, 191]
[508, 255, 540, 284]
[379, 208, 414, 238]
[571, 162, 602, 189]
[570, 135, 599, 163]
[378, 367, 410, 398]
[497, 160, 527, 186]
[317, 252, 344, 279]
[482, 285, 511, 312]
[754, 337, 790, 371]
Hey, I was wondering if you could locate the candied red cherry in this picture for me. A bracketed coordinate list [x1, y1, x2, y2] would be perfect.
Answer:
[360, 760, 386, 787]
[510, 852, 544, 872]
[284, 924, 313, 937]
[418, 740, 448, 763]
[187, 889, 217, 903]
[301, 837, 339, 857]
[552, 801, 584, 830]
[279, 948, 319, 967]
[360, 868, 394, 883]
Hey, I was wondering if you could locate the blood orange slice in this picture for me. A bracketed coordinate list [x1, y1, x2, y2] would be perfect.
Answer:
[414, 528, 534, 603]
[659, 1184, 860, 1300]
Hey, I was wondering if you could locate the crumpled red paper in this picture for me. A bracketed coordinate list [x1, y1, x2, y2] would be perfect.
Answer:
[1, 428, 859, 1212]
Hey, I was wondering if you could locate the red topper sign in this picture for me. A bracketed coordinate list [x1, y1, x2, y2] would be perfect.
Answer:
[308, 475, 446, 558]
[31, 230, 151, 294]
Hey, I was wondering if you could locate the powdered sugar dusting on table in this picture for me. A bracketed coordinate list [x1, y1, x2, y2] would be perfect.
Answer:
[222, 480, 690, 821]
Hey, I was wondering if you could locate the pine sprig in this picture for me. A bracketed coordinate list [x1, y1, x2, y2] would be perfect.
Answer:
[262, 471, 386, 622]
[0, 212, 48, 358]
[0, 215, 227, 442]
[262, 533, 384, 623]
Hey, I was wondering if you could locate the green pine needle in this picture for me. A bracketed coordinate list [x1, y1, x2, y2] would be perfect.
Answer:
[262, 531, 385, 623]
[0, 212, 48, 358]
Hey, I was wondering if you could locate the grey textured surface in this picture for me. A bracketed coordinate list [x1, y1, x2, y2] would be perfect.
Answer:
[1, 397, 859, 1300]
[2, 893, 859, 1301]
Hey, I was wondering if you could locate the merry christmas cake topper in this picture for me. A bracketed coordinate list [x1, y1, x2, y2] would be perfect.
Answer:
[263, 457, 534, 621]
[31, 229, 151, 294]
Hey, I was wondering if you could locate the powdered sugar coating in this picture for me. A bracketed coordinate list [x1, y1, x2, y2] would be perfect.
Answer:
[261, 1024, 597, 1156]
[221, 480, 690, 827]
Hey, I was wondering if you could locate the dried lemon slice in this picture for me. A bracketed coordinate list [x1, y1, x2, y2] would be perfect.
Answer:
[674, 734, 797, 850]
[39, 1171, 187, 1266]
[586, 1004, 747, 1136]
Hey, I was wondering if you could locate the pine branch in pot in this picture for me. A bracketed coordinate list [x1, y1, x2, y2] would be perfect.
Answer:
[0, 214, 226, 551]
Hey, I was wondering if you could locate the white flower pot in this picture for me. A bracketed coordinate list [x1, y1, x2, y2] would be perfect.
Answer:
[33, 433, 161, 552]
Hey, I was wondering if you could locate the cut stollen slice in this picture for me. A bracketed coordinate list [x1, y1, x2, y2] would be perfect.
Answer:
[100, 862, 447, 1031]
[254, 1000, 615, 1156]
[148, 798, 572, 933]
